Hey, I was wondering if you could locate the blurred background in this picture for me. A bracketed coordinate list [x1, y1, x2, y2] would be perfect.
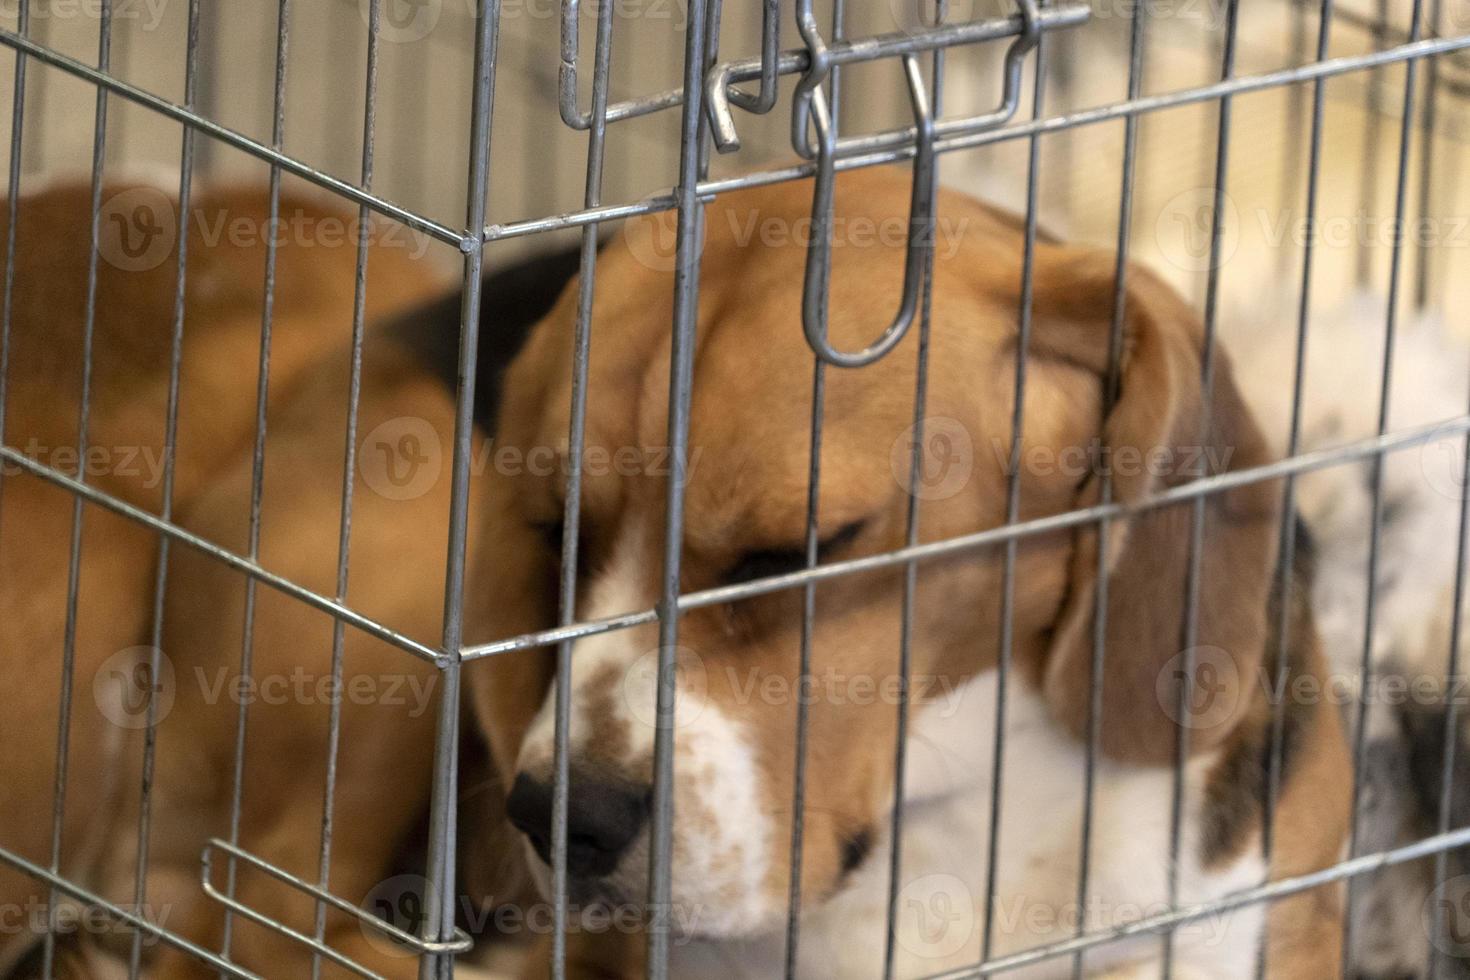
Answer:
[0, 0, 1465, 320]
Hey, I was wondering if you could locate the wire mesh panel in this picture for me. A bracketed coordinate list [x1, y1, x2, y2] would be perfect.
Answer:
[0, 0, 1466, 978]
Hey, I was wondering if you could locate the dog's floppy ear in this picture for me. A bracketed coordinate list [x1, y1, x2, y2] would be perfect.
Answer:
[1030, 249, 1280, 765]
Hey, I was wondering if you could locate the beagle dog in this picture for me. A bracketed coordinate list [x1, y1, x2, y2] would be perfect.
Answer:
[0, 182, 472, 978]
[466, 167, 1353, 978]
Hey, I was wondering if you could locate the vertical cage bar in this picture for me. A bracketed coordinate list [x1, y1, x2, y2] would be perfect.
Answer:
[219, 0, 291, 965]
[1427, 373, 1470, 979]
[127, 0, 203, 975]
[0, 0, 25, 944]
[1164, 0, 1240, 973]
[1071, 1, 1147, 975]
[42, 3, 112, 976]
[783, 327, 827, 978]
[785, 0, 848, 970]
[1343, 0, 1428, 969]
[782, 3, 852, 975]
[18, 0, 45, 177]
[646, 0, 713, 973]
[420, 0, 503, 976]
[881, 51, 942, 980]
[308, 3, 382, 975]
[0, 0, 28, 522]
[1278, 0, 1311, 282]
[1355, 0, 1390, 289]
[1257, 2, 1335, 978]
[1413, 0, 1445, 310]
[194, 0, 225, 177]
[326, 3, 357, 179]
[782, 0, 849, 967]
[548, 0, 616, 972]
[980, 12, 1048, 965]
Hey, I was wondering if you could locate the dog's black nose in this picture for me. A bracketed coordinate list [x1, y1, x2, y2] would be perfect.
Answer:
[506, 772, 649, 878]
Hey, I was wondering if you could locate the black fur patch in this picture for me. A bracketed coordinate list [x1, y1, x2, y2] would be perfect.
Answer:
[840, 826, 875, 877]
[1399, 693, 1470, 836]
[1397, 685, 1470, 959]
[387, 243, 587, 435]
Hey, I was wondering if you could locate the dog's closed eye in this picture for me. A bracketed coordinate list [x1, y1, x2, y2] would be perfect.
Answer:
[722, 520, 866, 586]
[530, 517, 566, 551]
[530, 517, 594, 576]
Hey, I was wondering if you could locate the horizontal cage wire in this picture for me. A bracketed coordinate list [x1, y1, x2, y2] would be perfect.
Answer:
[0, 0, 1465, 978]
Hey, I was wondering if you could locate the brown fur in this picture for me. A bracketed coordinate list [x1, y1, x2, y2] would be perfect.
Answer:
[1194, 526, 1351, 974]
[0, 183, 456, 977]
[464, 168, 1351, 976]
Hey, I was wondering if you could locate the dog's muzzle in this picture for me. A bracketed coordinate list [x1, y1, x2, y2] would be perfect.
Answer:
[506, 772, 650, 879]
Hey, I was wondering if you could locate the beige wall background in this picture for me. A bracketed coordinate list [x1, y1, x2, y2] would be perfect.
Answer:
[0, 0, 1463, 329]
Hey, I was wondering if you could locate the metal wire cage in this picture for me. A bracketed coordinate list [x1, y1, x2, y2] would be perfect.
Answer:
[0, 0, 1467, 977]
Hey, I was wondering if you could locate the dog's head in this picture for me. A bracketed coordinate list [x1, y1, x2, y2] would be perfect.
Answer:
[467, 168, 1279, 939]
